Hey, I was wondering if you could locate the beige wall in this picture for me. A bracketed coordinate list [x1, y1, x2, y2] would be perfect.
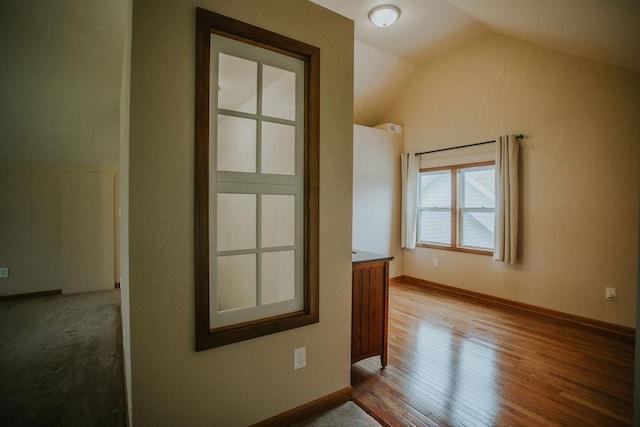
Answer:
[0, 159, 119, 296]
[128, 0, 353, 425]
[353, 125, 404, 278]
[383, 34, 640, 327]
[354, 42, 417, 126]
[0, 0, 125, 166]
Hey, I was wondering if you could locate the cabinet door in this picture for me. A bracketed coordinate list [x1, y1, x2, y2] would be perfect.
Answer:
[352, 262, 385, 361]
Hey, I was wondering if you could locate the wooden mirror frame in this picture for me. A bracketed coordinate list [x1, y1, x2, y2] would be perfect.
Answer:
[194, 8, 320, 351]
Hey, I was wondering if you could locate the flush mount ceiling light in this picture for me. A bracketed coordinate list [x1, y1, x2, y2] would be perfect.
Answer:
[368, 4, 401, 28]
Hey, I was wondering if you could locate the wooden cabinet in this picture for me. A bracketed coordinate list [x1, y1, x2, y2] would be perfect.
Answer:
[351, 251, 393, 367]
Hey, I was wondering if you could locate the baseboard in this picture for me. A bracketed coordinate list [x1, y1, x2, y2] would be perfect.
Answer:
[251, 386, 352, 427]
[389, 276, 404, 283]
[0, 289, 62, 302]
[400, 276, 635, 344]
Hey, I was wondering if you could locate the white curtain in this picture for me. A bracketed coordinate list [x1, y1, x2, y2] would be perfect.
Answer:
[401, 152, 419, 249]
[494, 135, 520, 263]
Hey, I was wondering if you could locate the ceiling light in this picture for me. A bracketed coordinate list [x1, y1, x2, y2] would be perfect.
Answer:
[368, 5, 401, 28]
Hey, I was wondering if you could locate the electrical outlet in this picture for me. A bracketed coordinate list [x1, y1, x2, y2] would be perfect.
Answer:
[605, 287, 617, 301]
[432, 258, 438, 268]
[293, 347, 306, 370]
[0, 268, 8, 279]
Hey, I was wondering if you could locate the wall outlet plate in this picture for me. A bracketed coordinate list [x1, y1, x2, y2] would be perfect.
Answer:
[605, 287, 617, 301]
[293, 347, 306, 370]
[0, 268, 8, 279]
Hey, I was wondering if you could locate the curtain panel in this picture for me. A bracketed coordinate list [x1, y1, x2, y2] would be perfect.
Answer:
[401, 152, 419, 249]
[493, 135, 520, 264]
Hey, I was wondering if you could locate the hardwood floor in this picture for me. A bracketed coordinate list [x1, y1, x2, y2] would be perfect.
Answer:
[351, 281, 635, 426]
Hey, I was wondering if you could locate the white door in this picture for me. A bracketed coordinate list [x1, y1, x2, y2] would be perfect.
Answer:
[61, 171, 115, 293]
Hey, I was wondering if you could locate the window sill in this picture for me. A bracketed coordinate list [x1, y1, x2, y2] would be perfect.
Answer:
[416, 243, 493, 257]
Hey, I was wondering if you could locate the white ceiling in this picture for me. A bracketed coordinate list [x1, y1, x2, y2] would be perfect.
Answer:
[311, 0, 640, 126]
[311, 0, 640, 70]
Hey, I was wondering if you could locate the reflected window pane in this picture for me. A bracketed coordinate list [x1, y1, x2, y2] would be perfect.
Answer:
[420, 171, 451, 208]
[420, 209, 451, 245]
[261, 251, 295, 305]
[261, 195, 295, 248]
[460, 210, 495, 249]
[217, 254, 256, 311]
[217, 193, 256, 251]
[217, 115, 256, 173]
[262, 65, 296, 120]
[218, 53, 257, 114]
[261, 122, 295, 175]
[461, 168, 495, 208]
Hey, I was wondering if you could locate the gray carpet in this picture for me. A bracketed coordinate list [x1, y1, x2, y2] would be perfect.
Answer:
[294, 401, 381, 426]
[0, 290, 125, 426]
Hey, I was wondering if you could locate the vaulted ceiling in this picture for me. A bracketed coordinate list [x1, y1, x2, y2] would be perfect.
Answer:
[0, 0, 127, 165]
[2, 0, 639, 164]
[311, 0, 640, 126]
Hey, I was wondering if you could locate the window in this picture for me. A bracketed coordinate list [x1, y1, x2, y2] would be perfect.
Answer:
[211, 34, 305, 329]
[194, 8, 319, 350]
[417, 162, 495, 254]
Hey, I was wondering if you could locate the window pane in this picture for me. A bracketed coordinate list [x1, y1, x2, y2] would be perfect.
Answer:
[419, 209, 451, 245]
[261, 122, 295, 175]
[261, 251, 295, 305]
[460, 166, 495, 250]
[261, 194, 295, 248]
[218, 53, 257, 114]
[460, 210, 495, 250]
[420, 171, 451, 208]
[461, 167, 495, 208]
[217, 254, 256, 311]
[217, 193, 256, 251]
[217, 115, 256, 172]
[262, 65, 296, 120]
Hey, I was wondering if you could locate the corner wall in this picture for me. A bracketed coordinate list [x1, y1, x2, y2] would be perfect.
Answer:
[353, 125, 404, 278]
[128, 1, 354, 424]
[383, 34, 640, 327]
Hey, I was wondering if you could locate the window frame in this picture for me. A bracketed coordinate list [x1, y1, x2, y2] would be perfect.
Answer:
[194, 8, 320, 351]
[417, 161, 495, 256]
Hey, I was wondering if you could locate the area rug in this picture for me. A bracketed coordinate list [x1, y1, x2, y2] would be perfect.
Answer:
[0, 290, 125, 426]
[294, 401, 381, 426]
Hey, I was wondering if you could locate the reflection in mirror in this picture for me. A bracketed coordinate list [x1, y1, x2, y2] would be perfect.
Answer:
[263, 65, 296, 120]
[217, 193, 256, 251]
[261, 122, 295, 175]
[261, 250, 295, 305]
[218, 53, 257, 114]
[261, 195, 295, 247]
[217, 254, 256, 311]
[217, 115, 256, 172]
[195, 8, 319, 350]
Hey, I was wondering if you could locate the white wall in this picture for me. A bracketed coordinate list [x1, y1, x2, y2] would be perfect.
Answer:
[353, 125, 404, 278]
[383, 34, 640, 327]
[128, 0, 354, 424]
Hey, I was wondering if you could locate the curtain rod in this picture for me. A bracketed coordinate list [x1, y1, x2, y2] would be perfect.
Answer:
[415, 134, 523, 156]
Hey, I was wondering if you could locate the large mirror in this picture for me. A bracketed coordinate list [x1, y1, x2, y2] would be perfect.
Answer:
[194, 8, 319, 350]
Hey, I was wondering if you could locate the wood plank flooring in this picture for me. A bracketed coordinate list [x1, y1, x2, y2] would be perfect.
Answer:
[351, 281, 635, 426]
